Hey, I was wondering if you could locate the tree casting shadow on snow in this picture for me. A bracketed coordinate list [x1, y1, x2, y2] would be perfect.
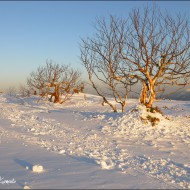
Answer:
[75, 110, 124, 121]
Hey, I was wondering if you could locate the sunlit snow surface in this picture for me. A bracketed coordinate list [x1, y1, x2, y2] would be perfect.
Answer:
[0, 93, 190, 189]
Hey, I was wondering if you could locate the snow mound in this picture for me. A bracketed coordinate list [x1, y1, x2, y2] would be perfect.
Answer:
[97, 158, 115, 170]
[102, 104, 173, 138]
[32, 165, 44, 173]
[59, 150, 66, 154]
[134, 104, 169, 126]
[23, 185, 31, 189]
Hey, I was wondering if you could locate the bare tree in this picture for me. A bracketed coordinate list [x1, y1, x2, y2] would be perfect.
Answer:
[18, 84, 31, 97]
[6, 86, 17, 97]
[80, 16, 137, 112]
[27, 66, 46, 96]
[119, 5, 190, 108]
[27, 60, 83, 103]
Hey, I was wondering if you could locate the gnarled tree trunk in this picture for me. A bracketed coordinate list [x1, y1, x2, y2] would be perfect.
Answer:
[121, 100, 126, 112]
[146, 83, 156, 108]
[140, 82, 148, 105]
[54, 84, 60, 103]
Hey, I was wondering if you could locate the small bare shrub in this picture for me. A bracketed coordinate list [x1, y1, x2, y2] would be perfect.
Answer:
[140, 116, 148, 124]
[147, 106, 163, 115]
[146, 115, 160, 126]
[7, 86, 17, 97]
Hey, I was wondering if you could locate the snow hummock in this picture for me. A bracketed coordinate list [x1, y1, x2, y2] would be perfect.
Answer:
[102, 104, 178, 140]
[59, 150, 66, 154]
[97, 158, 115, 170]
[23, 185, 31, 189]
[32, 165, 44, 173]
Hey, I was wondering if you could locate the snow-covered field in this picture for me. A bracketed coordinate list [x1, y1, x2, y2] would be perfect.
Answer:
[0, 93, 190, 189]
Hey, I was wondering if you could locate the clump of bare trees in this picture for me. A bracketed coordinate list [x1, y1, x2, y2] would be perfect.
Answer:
[27, 60, 84, 103]
[80, 5, 190, 111]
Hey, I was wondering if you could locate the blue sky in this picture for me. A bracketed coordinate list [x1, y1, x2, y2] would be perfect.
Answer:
[0, 1, 190, 90]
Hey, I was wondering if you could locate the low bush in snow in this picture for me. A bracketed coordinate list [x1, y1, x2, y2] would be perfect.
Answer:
[139, 105, 164, 126]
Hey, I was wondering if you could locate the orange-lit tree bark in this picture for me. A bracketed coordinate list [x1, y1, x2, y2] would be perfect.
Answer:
[120, 6, 190, 108]
[27, 60, 83, 103]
